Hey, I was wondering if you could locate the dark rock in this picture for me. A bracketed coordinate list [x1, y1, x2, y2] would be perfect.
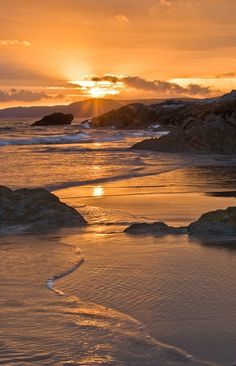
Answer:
[90, 103, 159, 129]
[124, 207, 236, 239]
[0, 186, 87, 231]
[188, 207, 236, 236]
[32, 113, 74, 126]
[132, 98, 236, 153]
[124, 222, 187, 235]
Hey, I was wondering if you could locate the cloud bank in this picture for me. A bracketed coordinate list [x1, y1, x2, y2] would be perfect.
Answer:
[0, 89, 53, 103]
[88, 74, 215, 97]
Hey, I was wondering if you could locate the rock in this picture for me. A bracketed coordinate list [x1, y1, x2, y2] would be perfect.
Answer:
[218, 89, 236, 102]
[132, 100, 236, 153]
[124, 207, 236, 239]
[32, 113, 74, 126]
[124, 222, 187, 235]
[187, 207, 236, 236]
[0, 186, 87, 231]
[80, 119, 91, 129]
[90, 103, 159, 129]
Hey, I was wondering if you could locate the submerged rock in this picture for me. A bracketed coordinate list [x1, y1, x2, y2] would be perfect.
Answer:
[32, 113, 74, 126]
[188, 207, 236, 236]
[124, 222, 187, 235]
[0, 186, 87, 231]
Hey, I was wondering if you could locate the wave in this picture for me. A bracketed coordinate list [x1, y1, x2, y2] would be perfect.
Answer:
[0, 133, 91, 146]
[0, 132, 132, 146]
[0, 128, 167, 147]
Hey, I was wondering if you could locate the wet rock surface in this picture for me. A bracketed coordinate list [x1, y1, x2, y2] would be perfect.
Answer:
[125, 207, 236, 240]
[0, 186, 87, 231]
[124, 222, 187, 235]
[188, 207, 236, 236]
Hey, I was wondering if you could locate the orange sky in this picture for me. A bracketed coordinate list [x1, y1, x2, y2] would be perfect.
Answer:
[0, 0, 236, 107]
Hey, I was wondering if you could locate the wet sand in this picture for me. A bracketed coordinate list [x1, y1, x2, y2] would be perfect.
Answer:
[52, 168, 236, 366]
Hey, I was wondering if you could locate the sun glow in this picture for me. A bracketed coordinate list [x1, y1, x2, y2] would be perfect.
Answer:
[93, 186, 104, 197]
[69, 76, 124, 98]
[90, 87, 106, 98]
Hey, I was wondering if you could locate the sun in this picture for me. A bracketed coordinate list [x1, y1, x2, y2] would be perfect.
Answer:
[89, 87, 106, 98]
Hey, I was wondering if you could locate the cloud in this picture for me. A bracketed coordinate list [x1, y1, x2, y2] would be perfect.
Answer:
[122, 76, 215, 97]
[216, 72, 236, 78]
[0, 89, 54, 103]
[72, 74, 216, 97]
[112, 14, 129, 23]
[0, 39, 31, 47]
[160, 0, 173, 7]
[91, 74, 121, 83]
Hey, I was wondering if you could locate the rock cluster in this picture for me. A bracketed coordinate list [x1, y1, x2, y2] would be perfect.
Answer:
[0, 186, 87, 231]
[124, 207, 236, 239]
[132, 99, 236, 153]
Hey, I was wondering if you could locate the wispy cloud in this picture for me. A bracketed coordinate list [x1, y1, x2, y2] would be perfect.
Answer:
[0, 39, 31, 47]
[160, 0, 173, 7]
[112, 14, 129, 23]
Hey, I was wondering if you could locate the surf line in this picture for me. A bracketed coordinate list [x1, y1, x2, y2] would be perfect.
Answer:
[46, 248, 84, 296]
[44, 248, 220, 366]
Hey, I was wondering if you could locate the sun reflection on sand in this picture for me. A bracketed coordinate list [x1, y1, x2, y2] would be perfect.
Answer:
[93, 186, 104, 197]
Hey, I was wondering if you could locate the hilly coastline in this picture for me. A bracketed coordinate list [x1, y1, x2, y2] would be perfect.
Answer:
[0, 98, 124, 118]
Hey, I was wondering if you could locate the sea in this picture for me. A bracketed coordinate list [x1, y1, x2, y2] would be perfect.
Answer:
[0, 118, 236, 366]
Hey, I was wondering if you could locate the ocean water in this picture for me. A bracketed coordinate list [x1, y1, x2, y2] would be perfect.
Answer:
[0, 118, 236, 365]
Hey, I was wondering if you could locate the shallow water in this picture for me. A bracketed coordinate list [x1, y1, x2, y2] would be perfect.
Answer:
[0, 118, 236, 365]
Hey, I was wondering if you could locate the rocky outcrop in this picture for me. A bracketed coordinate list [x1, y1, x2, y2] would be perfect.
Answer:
[90, 103, 159, 129]
[132, 99, 236, 153]
[124, 222, 187, 235]
[124, 207, 236, 239]
[32, 113, 74, 126]
[0, 186, 87, 231]
[188, 207, 236, 236]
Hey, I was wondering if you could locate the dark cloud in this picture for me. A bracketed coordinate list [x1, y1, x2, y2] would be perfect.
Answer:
[87, 75, 215, 97]
[216, 72, 236, 78]
[0, 89, 54, 102]
[123, 76, 214, 96]
[91, 75, 121, 83]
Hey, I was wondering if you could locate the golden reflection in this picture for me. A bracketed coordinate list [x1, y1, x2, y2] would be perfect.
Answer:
[93, 186, 104, 197]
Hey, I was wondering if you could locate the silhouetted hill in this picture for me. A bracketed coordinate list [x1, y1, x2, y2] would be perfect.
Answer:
[0, 97, 199, 119]
[0, 99, 124, 118]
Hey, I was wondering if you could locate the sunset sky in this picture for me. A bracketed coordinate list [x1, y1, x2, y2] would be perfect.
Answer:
[1, 0, 236, 107]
